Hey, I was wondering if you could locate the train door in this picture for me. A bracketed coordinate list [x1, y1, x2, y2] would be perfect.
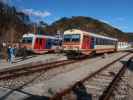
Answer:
[91, 37, 96, 49]
[34, 37, 46, 49]
[34, 38, 39, 49]
[42, 38, 46, 49]
[46, 38, 52, 49]
[82, 35, 91, 49]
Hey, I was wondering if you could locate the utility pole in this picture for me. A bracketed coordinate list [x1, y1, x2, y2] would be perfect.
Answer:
[34, 23, 36, 34]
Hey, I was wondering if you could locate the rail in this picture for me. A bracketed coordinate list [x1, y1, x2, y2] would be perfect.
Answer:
[50, 52, 131, 100]
[99, 56, 133, 100]
[0, 57, 89, 81]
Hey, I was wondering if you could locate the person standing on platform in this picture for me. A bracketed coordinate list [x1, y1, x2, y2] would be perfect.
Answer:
[0, 43, 2, 63]
[7, 45, 10, 62]
[7, 45, 14, 64]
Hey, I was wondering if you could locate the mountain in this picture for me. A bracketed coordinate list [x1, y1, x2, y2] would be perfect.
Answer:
[44, 16, 127, 40]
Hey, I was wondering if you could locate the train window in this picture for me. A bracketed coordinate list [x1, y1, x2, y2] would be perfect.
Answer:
[102, 39, 104, 45]
[111, 40, 114, 45]
[100, 39, 103, 45]
[105, 39, 108, 45]
[96, 38, 100, 45]
[22, 37, 32, 43]
[105, 40, 107, 44]
[96, 38, 98, 44]
[107, 40, 110, 45]
[64, 35, 71, 42]
[108, 40, 111, 45]
[104, 39, 106, 45]
[111, 40, 113, 45]
[108, 40, 110, 45]
[72, 34, 80, 42]
[103, 39, 105, 45]
[98, 39, 101, 45]
[64, 34, 80, 42]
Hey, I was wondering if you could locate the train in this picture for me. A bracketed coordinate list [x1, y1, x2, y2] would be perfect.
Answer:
[21, 33, 62, 54]
[20, 29, 131, 56]
[63, 29, 118, 57]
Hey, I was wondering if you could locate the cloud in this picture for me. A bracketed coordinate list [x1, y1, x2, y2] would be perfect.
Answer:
[115, 17, 125, 21]
[99, 19, 111, 24]
[22, 8, 51, 18]
[119, 26, 128, 29]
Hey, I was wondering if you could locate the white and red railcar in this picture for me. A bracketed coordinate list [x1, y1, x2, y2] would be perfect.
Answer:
[21, 33, 62, 54]
[63, 29, 118, 55]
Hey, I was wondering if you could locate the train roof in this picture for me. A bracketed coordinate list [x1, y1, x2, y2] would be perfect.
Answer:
[64, 29, 118, 41]
[23, 33, 62, 40]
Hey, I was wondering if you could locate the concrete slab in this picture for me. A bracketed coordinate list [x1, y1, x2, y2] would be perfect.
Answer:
[0, 87, 28, 100]
[0, 53, 67, 71]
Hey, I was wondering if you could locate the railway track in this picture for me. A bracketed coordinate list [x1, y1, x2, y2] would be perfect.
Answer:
[0, 53, 112, 89]
[0, 52, 107, 81]
[0, 60, 78, 81]
[100, 56, 133, 100]
[50, 52, 132, 100]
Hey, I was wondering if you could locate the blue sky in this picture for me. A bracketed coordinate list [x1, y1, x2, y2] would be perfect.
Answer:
[6, 0, 133, 32]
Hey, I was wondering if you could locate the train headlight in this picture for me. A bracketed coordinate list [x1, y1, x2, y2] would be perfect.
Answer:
[74, 47, 79, 51]
[27, 48, 31, 51]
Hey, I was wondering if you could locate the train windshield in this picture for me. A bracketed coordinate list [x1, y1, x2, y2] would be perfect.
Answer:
[64, 34, 80, 42]
[22, 37, 33, 43]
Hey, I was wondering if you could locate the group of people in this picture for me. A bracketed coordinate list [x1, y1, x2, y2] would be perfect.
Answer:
[7, 45, 28, 64]
[0, 42, 28, 64]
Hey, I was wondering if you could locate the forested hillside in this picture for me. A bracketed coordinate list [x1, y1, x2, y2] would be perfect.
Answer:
[0, 2, 31, 43]
[44, 16, 128, 40]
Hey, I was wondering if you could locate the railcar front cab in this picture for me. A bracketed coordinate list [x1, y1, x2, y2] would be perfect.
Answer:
[22, 33, 59, 54]
[63, 33, 81, 53]
[21, 34, 34, 51]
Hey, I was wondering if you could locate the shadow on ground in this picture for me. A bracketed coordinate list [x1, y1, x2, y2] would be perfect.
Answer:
[127, 60, 133, 71]
[23, 95, 49, 100]
[72, 82, 92, 100]
[121, 58, 133, 71]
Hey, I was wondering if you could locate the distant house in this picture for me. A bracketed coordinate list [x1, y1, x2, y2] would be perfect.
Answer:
[117, 38, 131, 49]
[126, 32, 133, 47]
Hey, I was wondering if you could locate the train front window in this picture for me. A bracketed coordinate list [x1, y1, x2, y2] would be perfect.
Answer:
[22, 37, 33, 43]
[64, 34, 80, 42]
[72, 34, 80, 42]
[64, 35, 71, 42]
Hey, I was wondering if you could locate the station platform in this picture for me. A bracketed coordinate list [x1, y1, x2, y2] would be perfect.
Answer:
[0, 53, 67, 71]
